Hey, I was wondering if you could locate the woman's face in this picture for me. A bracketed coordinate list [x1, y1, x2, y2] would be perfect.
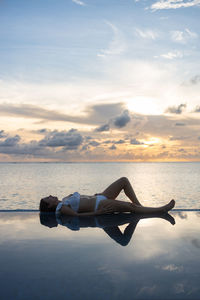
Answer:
[43, 195, 58, 208]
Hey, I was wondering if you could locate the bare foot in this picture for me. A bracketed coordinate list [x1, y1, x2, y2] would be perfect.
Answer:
[163, 199, 175, 213]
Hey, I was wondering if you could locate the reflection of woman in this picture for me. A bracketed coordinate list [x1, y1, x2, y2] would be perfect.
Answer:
[39, 177, 175, 216]
[40, 213, 175, 246]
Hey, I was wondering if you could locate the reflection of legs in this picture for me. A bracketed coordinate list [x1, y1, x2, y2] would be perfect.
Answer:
[102, 177, 142, 206]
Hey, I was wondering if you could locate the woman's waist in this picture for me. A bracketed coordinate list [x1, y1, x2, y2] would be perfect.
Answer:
[78, 195, 96, 212]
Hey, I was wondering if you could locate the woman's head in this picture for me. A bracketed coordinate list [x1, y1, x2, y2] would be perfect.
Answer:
[39, 195, 59, 212]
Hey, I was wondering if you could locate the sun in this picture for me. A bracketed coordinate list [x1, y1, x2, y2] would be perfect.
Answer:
[126, 97, 163, 115]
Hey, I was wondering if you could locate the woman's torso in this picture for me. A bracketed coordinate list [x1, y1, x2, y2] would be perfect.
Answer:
[62, 193, 96, 213]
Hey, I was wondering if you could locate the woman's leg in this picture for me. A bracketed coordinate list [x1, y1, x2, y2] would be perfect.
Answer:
[98, 199, 175, 214]
[101, 177, 142, 206]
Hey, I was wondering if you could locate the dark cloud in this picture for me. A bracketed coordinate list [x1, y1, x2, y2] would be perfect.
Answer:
[109, 144, 117, 150]
[165, 104, 186, 114]
[88, 141, 100, 147]
[39, 129, 83, 149]
[102, 139, 125, 145]
[175, 122, 186, 126]
[178, 148, 186, 152]
[130, 138, 143, 145]
[81, 145, 89, 151]
[95, 124, 110, 132]
[38, 128, 48, 134]
[0, 102, 126, 127]
[85, 136, 92, 140]
[190, 75, 200, 85]
[103, 140, 112, 144]
[0, 129, 84, 159]
[0, 130, 7, 138]
[0, 135, 20, 147]
[115, 139, 125, 144]
[177, 212, 188, 219]
[194, 106, 200, 113]
[113, 110, 131, 128]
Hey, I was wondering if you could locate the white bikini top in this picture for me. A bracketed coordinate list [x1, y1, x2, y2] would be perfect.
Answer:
[56, 192, 80, 214]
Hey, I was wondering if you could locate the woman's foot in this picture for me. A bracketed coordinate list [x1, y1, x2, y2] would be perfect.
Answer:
[162, 199, 175, 213]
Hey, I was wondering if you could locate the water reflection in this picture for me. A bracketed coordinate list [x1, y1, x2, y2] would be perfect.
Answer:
[40, 212, 175, 246]
[0, 212, 200, 300]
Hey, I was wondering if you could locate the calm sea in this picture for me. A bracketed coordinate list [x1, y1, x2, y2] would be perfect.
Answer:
[0, 162, 200, 210]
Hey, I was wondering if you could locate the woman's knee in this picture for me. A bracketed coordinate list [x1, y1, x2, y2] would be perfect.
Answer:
[120, 177, 129, 185]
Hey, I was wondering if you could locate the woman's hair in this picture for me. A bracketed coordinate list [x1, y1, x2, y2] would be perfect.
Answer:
[39, 198, 57, 212]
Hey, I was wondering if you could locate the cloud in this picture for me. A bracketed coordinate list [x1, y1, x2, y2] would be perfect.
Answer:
[130, 138, 144, 145]
[0, 129, 84, 158]
[175, 122, 186, 126]
[113, 110, 131, 128]
[0, 135, 21, 147]
[72, 0, 86, 6]
[170, 29, 198, 43]
[135, 28, 158, 40]
[0, 103, 77, 123]
[160, 51, 183, 60]
[190, 75, 200, 85]
[161, 264, 183, 272]
[0, 130, 7, 139]
[95, 124, 110, 132]
[0, 102, 126, 126]
[194, 106, 200, 112]
[115, 139, 125, 144]
[169, 136, 188, 141]
[88, 140, 100, 147]
[97, 21, 125, 57]
[165, 104, 186, 114]
[39, 129, 83, 149]
[151, 0, 200, 10]
[109, 144, 117, 150]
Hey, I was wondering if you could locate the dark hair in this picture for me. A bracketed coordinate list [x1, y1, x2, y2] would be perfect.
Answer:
[39, 198, 56, 212]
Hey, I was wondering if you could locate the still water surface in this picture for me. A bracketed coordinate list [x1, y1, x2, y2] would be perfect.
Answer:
[0, 162, 200, 209]
[0, 211, 199, 300]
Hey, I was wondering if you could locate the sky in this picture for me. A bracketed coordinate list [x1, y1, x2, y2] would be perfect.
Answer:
[0, 0, 200, 162]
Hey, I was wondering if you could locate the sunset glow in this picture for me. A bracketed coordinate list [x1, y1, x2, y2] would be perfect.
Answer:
[0, 0, 200, 162]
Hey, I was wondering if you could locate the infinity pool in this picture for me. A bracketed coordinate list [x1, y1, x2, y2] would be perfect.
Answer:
[0, 211, 199, 300]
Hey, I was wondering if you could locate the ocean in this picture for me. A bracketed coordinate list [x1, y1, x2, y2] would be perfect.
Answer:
[0, 162, 200, 210]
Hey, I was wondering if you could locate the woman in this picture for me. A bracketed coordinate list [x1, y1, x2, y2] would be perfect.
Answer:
[39, 177, 175, 216]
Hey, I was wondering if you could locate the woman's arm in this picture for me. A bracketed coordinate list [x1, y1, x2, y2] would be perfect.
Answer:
[60, 205, 78, 216]
[60, 206, 98, 217]
[77, 204, 115, 217]
[60, 203, 114, 217]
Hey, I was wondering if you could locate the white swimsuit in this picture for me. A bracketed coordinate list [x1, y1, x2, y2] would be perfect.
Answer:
[56, 192, 107, 214]
[56, 192, 80, 214]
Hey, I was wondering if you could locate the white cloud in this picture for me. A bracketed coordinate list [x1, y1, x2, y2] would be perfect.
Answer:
[135, 28, 158, 40]
[160, 50, 183, 60]
[162, 264, 183, 272]
[72, 0, 86, 6]
[171, 28, 198, 43]
[97, 21, 126, 57]
[151, 0, 200, 10]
